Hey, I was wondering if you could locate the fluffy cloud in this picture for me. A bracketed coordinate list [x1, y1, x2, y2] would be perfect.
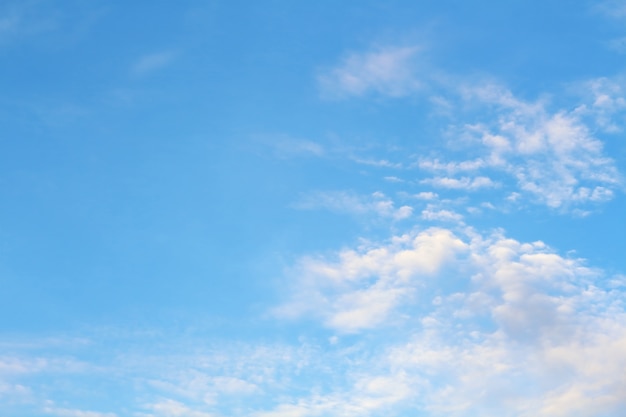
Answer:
[275, 227, 469, 332]
[273, 225, 626, 416]
[4, 226, 625, 417]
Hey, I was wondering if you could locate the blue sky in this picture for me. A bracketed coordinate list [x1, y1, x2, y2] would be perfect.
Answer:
[1, 1, 626, 416]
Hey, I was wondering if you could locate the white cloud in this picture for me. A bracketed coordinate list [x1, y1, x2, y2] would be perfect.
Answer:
[412, 191, 438, 200]
[317, 46, 623, 212]
[257, 135, 325, 158]
[4, 238, 625, 417]
[0, 381, 30, 400]
[420, 176, 498, 191]
[269, 224, 626, 416]
[148, 372, 258, 406]
[417, 158, 485, 173]
[255, 373, 412, 417]
[293, 191, 412, 221]
[350, 157, 403, 168]
[275, 228, 468, 332]
[574, 76, 626, 132]
[415, 83, 623, 210]
[420, 207, 463, 222]
[318, 46, 423, 98]
[143, 399, 214, 417]
[0, 356, 89, 375]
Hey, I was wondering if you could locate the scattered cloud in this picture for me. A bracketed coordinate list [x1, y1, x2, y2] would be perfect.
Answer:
[318, 45, 423, 98]
[411, 83, 624, 211]
[4, 228, 626, 416]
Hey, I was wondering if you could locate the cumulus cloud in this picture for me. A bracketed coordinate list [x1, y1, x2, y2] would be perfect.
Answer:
[318, 46, 423, 98]
[4, 229, 625, 417]
[275, 227, 468, 332]
[272, 226, 626, 416]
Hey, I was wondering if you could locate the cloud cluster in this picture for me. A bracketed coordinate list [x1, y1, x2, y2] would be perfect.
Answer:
[273, 226, 626, 416]
[3, 228, 625, 416]
[413, 83, 624, 210]
[315, 45, 623, 212]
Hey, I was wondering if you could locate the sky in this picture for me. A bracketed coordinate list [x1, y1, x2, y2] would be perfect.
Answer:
[1, 0, 626, 416]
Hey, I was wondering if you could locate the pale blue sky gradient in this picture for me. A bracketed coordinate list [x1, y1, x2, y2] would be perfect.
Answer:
[1, 1, 625, 416]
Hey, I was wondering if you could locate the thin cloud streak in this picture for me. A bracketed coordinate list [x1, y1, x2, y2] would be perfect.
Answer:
[318, 45, 423, 98]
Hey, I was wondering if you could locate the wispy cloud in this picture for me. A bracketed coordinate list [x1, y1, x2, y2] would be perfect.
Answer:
[256, 134, 325, 158]
[293, 191, 413, 221]
[255, 373, 412, 417]
[132, 50, 177, 75]
[350, 157, 403, 169]
[43, 407, 117, 417]
[318, 46, 423, 98]
[0, 2, 58, 45]
[596, 0, 626, 19]
[140, 399, 214, 417]
[420, 176, 498, 191]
